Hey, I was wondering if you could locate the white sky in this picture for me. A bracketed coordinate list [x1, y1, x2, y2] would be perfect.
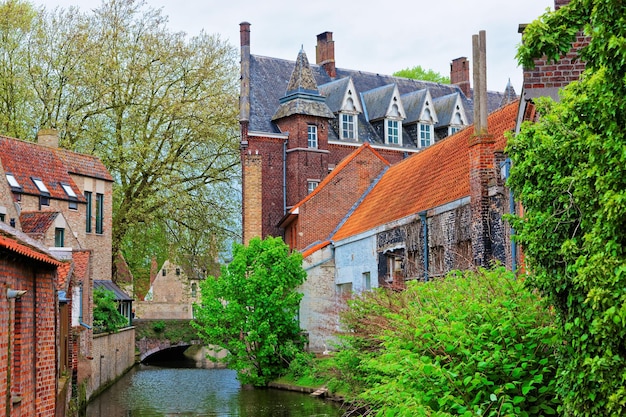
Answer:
[36, 0, 554, 92]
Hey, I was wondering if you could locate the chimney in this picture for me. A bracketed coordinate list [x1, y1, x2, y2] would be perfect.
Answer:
[316, 31, 336, 78]
[450, 57, 470, 98]
[555, 0, 570, 9]
[239, 22, 251, 138]
[37, 128, 59, 148]
[472, 31, 488, 135]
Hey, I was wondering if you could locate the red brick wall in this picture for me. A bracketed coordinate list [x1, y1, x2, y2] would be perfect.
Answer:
[468, 134, 495, 266]
[0, 254, 58, 417]
[291, 147, 388, 250]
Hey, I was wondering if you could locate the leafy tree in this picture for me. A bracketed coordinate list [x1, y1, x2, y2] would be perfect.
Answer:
[93, 287, 128, 333]
[509, 1, 626, 414]
[191, 237, 307, 386]
[0, 0, 240, 283]
[393, 65, 450, 83]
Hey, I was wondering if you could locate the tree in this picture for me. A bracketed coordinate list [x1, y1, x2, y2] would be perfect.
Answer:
[192, 237, 307, 386]
[508, 1, 626, 415]
[393, 65, 450, 83]
[0, 0, 241, 282]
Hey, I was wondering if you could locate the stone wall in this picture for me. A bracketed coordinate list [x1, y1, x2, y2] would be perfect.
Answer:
[85, 327, 135, 401]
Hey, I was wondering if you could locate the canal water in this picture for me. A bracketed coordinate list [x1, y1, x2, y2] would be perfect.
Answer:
[84, 359, 344, 417]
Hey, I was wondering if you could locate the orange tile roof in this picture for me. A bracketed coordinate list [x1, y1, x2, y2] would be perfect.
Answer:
[333, 101, 519, 242]
[72, 250, 91, 281]
[57, 261, 73, 291]
[0, 233, 63, 266]
[0, 135, 112, 203]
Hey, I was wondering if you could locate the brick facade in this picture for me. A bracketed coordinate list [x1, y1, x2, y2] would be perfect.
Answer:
[0, 232, 62, 417]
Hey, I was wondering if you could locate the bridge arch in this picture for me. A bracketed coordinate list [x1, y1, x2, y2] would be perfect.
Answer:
[139, 340, 200, 363]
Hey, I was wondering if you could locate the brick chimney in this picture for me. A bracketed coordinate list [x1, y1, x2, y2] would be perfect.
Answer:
[37, 128, 59, 148]
[519, 0, 588, 91]
[450, 57, 471, 98]
[316, 31, 336, 78]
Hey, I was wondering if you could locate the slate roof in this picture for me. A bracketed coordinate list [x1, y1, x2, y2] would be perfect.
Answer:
[361, 84, 398, 121]
[0, 135, 112, 202]
[332, 100, 519, 242]
[249, 54, 510, 138]
[434, 93, 463, 128]
[94, 280, 133, 301]
[402, 89, 430, 124]
[20, 211, 60, 235]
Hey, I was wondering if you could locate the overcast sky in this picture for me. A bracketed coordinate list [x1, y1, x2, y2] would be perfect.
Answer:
[35, 0, 554, 93]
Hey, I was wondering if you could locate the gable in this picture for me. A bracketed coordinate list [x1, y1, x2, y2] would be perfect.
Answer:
[333, 100, 519, 241]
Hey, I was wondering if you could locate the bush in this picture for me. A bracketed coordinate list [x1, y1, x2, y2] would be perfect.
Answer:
[93, 288, 128, 333]
[332, 267, 559, 416]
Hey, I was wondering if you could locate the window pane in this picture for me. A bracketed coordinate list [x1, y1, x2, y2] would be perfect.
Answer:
[342, 114, 355, 139]
[61, 183, 77, 198]
[307, 125, 318, 148]
[387, 120, 399, 144]
[33, 178, 50, 194]
[6, 173, 20, 188]
[85, 192, 92, 233]
[55, 228, 65, 247]
[95, 193, 104, 234]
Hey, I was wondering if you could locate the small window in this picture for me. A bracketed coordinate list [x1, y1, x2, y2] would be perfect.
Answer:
[162, 268, 166, 276]
[191, 283, 197, 298]
[32, 178, 50, 194]
[337, 282, 353, 297]
[176, 268, 180, 276]
[363, 272, 371, 290]
[341, 114, 356, 139]
[40, 196, 50, 207]
[449, 126, 461, 135]
[6, 173, 20, 189]
[0, 213, 5, 222]
[55, 228, 65, 247]
[307, 125, 318, 148]
[419, 123, 433, 147]
[307, 181, 319, 194]
[69, 201, 78, 210]
[386, 119, 400, 145]
[61, 183, 77, 198]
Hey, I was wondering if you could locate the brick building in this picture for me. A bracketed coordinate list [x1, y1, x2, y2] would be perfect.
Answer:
[0, 130, 128, 410]
[239, 24, 516, 244]
[0, 222, 64, 417]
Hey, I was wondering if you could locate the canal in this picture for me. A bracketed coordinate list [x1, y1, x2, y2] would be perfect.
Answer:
[84, 358, 344, 416]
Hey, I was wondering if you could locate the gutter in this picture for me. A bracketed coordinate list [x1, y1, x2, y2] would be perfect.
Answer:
[419, 211, 429, 282]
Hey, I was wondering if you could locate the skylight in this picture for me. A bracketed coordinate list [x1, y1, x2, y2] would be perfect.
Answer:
[32, 178, 50, 194]
[6, 173, 20, 188]
[61, 183, 77, 198]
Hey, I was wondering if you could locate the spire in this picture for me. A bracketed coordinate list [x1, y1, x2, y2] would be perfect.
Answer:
[499, 78, 518, 107]
[272, 48, 334, 121]
[285, 48, 319, 94]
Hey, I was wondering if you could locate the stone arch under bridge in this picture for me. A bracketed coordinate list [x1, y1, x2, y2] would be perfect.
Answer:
[137, 339, 201, 362]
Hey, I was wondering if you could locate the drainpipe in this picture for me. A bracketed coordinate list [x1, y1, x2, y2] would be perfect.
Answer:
[501, 158, 517, 273]
[419, 211, 429, 282]
[283, 139, 287, 215]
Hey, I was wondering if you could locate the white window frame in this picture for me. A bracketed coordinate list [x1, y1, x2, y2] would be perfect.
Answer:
[385, 119, 402, 145]
[419, 123, 433, 148]
[61, 183, 77, 198]
[6, 173, 20, 188]
[307, 124, 318, 148]
[307, 180, 319, 194]
[340, 113, 357, 140]
[32, 178, 50, 194]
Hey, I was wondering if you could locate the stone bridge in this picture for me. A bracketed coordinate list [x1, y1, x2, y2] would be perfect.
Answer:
[136, 337, 201, 362]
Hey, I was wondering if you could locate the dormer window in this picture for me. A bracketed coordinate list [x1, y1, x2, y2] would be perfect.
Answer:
[307, 124, 318, 148]
[386, 119, 401, 144]
[419, 108, 435, 148]
[341, 113, 356, 139]
[385, 103, 402, 145]
[6, 173, 20, 190]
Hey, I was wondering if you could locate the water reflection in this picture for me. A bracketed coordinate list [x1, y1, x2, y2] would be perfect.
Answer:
[85, 361, 342, 417]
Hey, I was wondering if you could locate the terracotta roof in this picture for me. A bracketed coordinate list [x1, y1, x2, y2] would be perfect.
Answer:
[20, 211, 59, 234]
[57, 261, 73, 291]
[333, 101, 519, 242]
[0, 232, 63, 266]
[0, 135, 112, 203]
[302, 240, 331, 258]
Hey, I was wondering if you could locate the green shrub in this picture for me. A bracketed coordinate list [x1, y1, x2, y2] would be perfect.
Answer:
[333, 267, 559, 416]
[152, 320, 166, 333]
[93, 288, 128, 333]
